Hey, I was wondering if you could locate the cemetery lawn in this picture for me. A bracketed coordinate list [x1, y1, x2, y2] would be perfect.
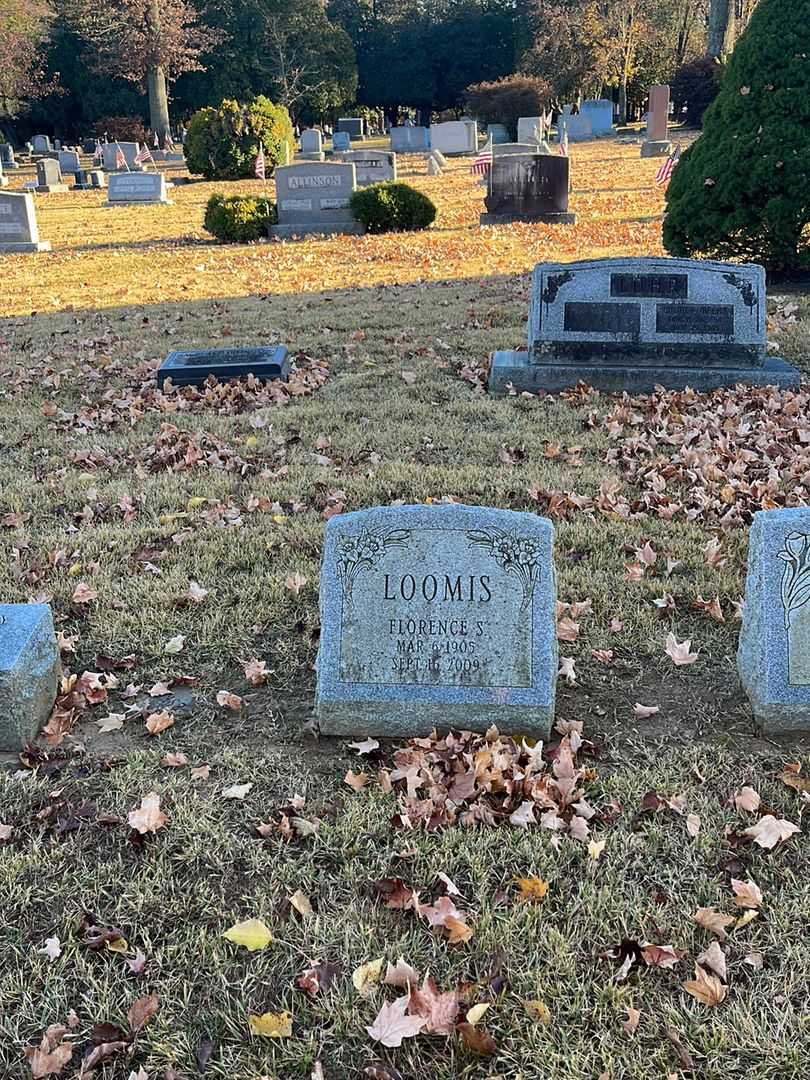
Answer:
[1, 138, 809, 1078]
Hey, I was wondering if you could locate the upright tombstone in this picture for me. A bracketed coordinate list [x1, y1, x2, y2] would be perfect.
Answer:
[335, 149, 396, 186]
[32, 135, 51, 155]
[0, 191, 51, 252]
[158, 345, 290, 387]
[580, 99, 614, 136]
[641, 85, 671, 157]
[107, 172, 171, 205]
[488, 257, 801, 394]
[427, 155, 442, 176]
[58, 150, 81, 174]
[271, 161, 362, 238]
[0, 160, 7, 188]
[390, 125, 429, 152]
[316, 504, 557, 737]
[0, 604, 60, 751]
[299, 129, 325, 161]
[429, 120, 478, 156]
[1, 144, 18, 170]
[738, 510, 810, 732]
[35, 159, 67, 194]
[481, 154, 575, 225]
[332, 131, 351, 153]
[337, 117, 365, 140]
[73, 169, 107, 191]
[102, 142, 141, 171]
[493, 142, 539, 157]
[517, 117, 545, 144]
[486, 123, 510, 144]
[558, 105, 592, 142]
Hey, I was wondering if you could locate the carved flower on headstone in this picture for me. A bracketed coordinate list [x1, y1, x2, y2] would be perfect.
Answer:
[777, 531, 810, 628]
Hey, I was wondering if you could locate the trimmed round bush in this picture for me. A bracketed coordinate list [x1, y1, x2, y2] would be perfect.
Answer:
[186, 97, 294, 181]
[349, 183, 436, 234]
[203, 194, 277, 243]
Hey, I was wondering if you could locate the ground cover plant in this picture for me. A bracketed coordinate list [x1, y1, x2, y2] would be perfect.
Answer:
[0, 140, 809, 1079]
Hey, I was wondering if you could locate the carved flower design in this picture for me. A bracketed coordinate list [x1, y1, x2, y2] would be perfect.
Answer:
[467, 528, 542, 612]
[777, 531, 810, 629]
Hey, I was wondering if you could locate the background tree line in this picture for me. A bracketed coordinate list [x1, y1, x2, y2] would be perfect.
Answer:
[0, 0, 757, 139]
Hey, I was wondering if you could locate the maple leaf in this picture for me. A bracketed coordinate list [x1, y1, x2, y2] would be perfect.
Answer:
[345, 769, 368, 791]
[731, 878, 762, 909]
[349, 737, 381, 755]
[285, 571, 308, 595]
[223, 918, 273, 951]
[96, 713, 126, 733]
[733, 786, 761, 813]
[145, 711, 174, 735]
[421, 895, 463, 927]
[127, 992, 158, 1033]
[164, 634, 186, 654]
[374, 878, 420, 910]
[243, 658, 270, 686]
[558, 656, 577, 685]
[407, 975, 460, 1034]
[641, 943, 682, 969]
[693, 907, 734, 940]
[221, 782, 252, 800]
[515, 877, 549, 903]
[633, 703, 659, 719]
[444, 915, 474, 944]
[621, 1007, 641, 1035]
[24, 1025, 74, 1078]
[696, 940, 727, 981]
[128, 793, 168, 835]
[249, 1011, 292, 1037]
[352, 957, 384, 996]
[72, 582, 98, 604]
[187, 580, 208, 603]
[587, 838, 606, 861]
[682, 964, 727, 1006]
[556, 618, 579, 642]
[366, 995, 425, 1047]
[664, 632, 698, 665]
[743, 814, 800, 849]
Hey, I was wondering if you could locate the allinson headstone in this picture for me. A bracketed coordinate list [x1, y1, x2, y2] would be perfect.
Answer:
[158, 345, 290, 387]
[488, 257, 800, 394]
[738, 509, 810, 732]
[0, 604, 60, 751]
[271, 162, 362, 238]
[316, 504, 557, 737]
[0, 191, 51, 252]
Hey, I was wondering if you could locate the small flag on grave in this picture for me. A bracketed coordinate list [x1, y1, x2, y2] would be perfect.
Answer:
[255, 145, 266, 180]
[471, 140, 493, 175]
[655, 144, 681, 186]
[558, 127, 569, 156]
[114, 142, 129, 171]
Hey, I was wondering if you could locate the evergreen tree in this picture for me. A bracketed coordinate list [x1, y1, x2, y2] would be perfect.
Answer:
[663, 0, 810, 272]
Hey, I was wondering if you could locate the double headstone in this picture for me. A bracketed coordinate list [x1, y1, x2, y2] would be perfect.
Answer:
[738, 509, 810, 732]
[73, 169, 106, 191]
[488, 257, 801, 394]
[390, 125, 429, 152]
[102, 142, 140, 171]
[481, 153, 574, 225]
[0, 191, 51, 252]
[107, 172, 171, 205]
[315, 504, 557, 737]
[271, 162, 363, 238]
[0, 605, 60, 750]
[299, 129, 325, 161]
[335, 149, 396, 186]
[641, 85, 671, 157]
[580, 99, 614, 136]
[35, 159, 67, 193]
[429, 120, 478, 156]
[337, 117, 365, 140]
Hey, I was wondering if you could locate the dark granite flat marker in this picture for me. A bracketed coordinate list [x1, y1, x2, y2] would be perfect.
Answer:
[158, 346, 290, 388]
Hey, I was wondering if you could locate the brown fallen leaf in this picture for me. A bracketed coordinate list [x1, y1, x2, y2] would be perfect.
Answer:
[733, 786, 761, 813]
[216, 690, 243, 711]
[24, 1025, 73, 1078]
[682, 964, 727, 1006]
[285, 571, 308, 595]
[407, 975, 460, 1035]
[696, 940, 727, 981]
[693, 907, 734, 940]
[344, 769, 368, 791]
[457, 1022, 496, 1056]
[383, 957, 420, 989]
[641, 943, 682, 969]
[145, 711, 175, 736]
[127, 992, 158, 1034]
[127, 793, 168, 835]
[514, 876, 549, 903]
[621, 1007, 641, 1035]
[243, 658, 270, 686]
[664, 632, 698, 665]
[731, 878, 762, 909]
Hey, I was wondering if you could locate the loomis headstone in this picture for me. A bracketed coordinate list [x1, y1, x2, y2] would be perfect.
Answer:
[738, 509, 810, 732]
[0, 605, 60, 750]
[641, 85, 671, 157]
[488, 256, 800, 394]
[316, 504, 557, 737]
[107, 172, 171, 205]
[0, 191, 51, 252]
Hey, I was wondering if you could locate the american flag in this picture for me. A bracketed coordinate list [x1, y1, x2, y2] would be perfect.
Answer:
[254, 146, 266, 180]
[558, 127, 569, 156]
[93, 140, 103, 163]
[134, 143, 154, 166]
[655, 144, 681, 186]
[114, 142, 128, 171]
[471, 140, 493, 175]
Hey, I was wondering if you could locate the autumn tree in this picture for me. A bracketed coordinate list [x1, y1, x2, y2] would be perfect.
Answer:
[62, 0, 221, 143]
[0, 0, 58, 123]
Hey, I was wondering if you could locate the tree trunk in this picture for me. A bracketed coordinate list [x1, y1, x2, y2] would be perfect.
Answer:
[618, 74, 628, 126]
[707, 0, 735, 58]
[147, 65, 171, 146]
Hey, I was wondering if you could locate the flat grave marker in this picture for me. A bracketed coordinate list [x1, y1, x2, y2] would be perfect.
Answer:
[158, 345, 290, 388]
[316, 503, 557, 737]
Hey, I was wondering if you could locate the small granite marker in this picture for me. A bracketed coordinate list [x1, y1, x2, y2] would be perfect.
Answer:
[0, 605, 60, 751]
[107, 172, 171, 205]
[158, 345, 290, 388]
[489, 256, 800, 394]
[316, 504, 557, 737]
[738, 509, 810, 732]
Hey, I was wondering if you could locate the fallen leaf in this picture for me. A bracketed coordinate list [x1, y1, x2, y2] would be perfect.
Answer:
[366, 996, 425, 1047]
[524, 999, 551, 1024]
[686, 813, 701, 838]
[161, 752, 189, 768]
[96, 713, 125, 733]
[587, 838, 606, 861]
[249, 1011, 292, 1037]
[164, 634, 186, 654]
[465, 1002, 490, 1026]
[187, 580, 208, 603]
[456, 1022, 496, 1055]
[344, 769, 368, 791]
[216, 690, 243, 711]
[743, 814, 800, 849]
[352, 957, 384, 995]
[383, 957, 420, 989]
[24, 1028, 74, 1078]
[190, 764, 211, 780]
[744, 951, 764, 970]
[223, 918, 273, 951]
[664, 632, 698, 665]
[145, 711, 174, 736]
[285, 571, 308, 595]
[243, 658, 269, 685]
[349, 737, 380, 755]
[221, 782, 252, 800]
[289, 890, 313, 918]
[693, 908, 734, 940]
[682, 964, 727, 1006]
[407, 975, 460, 1034]
[514, 876, 549, 903]
[696, 940, 726, 981]
[641, 943, 682, 969]
[38, 937, 62, 962]
[127, 992, 158, 1033]
[733, 786, 760, 813]
[731, 878, 762, 909]
[621, 1007, 641, 1035]
[127, 793, 168, 835]
[633, 703, 660, 719]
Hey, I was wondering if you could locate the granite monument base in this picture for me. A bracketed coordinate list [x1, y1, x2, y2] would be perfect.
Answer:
[0, 240, 52, 253]
[297, 152, 326, 162]
[317, 699, 553, 739]
[0, 604, 60, 750]
[270, 222, 364, 238]
[159, 345, 290, 388]
[35, 183, 68, 194]
[488, 350, 801, 395]
[640, 140, 671, 158]
[480, 211, 576, 225]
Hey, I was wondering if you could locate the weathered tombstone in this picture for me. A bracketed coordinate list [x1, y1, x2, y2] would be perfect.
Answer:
[102, 142, 140, 171]
[73, 169, 107, 190]
[488, 257, 800, 394]
[390, 125, 429, 152]
[580, 99, 614, 136]
[32, 134, 51, 155]
[738, 509, 810, 732]
[517, 117, 544, 144]
[431, 148, 448, 168]
[158, 346, 290, 388]
[83, 139, 97, 154]
[107, 172, 171, 205]
[0, 191, 51, 252]
[486, 123, 510, 144]
[315, 504, 557, 736]
[335, 149, 396, 186]
[58, 149, 81, 174]
[641, 85, 671, 157]
[558, 105, 592, 142]
[271, 162, 363, 238]
[332, 131, 351, 152]
[300, 128, 325, 161]
[0, 604, 60, 751]
[1, 144, 18, 170]
[429, 120, 478, 155]
[337, 117, 365, 140]
[481, 154, 575, 225]
[35, 158, 67, 193]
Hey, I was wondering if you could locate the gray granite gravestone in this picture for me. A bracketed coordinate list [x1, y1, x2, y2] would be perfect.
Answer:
[0, 605, 60, 750]
[580, 99, 614, 136]
[427, 155, 442, 176]
[102, 142, 141, 171]
[430, 120, 478, 155]
[337, 117, 365, 140]
[738, 509, 810, 732]
[300, 128, 325, 161]
[158, 345, 290, 387]
[335, 149, 396, 185]
[316, 504, 557, 737]
[32, 135, 51, 155]
[558, 106, 592, 143]
[0, 191, 51, 252]
[486, 123, 510, 144]
[35, 158, 67, 193]
[332, 131, 351, 152]
[271, 162, 362, 238]
[58, 150, 81, 174]
[481, 154, 575, 225]
[1, 144, 18, 169]
[107, 172, 171, 205]
[390, 125, 429, 152]
[517, 117, 545, 144]
[488, 257, 800, 394]
[73, 169, 106, 190]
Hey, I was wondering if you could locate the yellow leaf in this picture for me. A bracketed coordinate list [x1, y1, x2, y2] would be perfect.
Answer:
[515, 876, 549, 902]
[223, 918, 273, 951]
[186, 497, 207, 511]
[524, 999, 551, 1025]
[588, 839, 606, 861]
[735, 909, 758, 930]
[248, 1011, 292, 1037]
[352, 957, 384, 995]
[465, 1003, 490, 1025]
[106, 937, 129, 954]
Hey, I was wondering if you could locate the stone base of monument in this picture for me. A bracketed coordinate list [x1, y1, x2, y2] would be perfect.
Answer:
[297, 152, 326, 162]
[0, 604, 60, 751]
[0, 240, 52, 253]
[640, 140, 671, 158]
[488, 350, 801, 395]
[35, 183, 68, 194]
[317, 700, 555, 739]
[480, 211, 576, 226]
[158, 345, 290, 388]
[270, 222, 364, 238]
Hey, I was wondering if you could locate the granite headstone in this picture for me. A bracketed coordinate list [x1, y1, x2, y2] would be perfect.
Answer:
[102, 142, 141, 171]
[580, 99, 614, 136]
[517, 117, 545, 144]
[337, 117, 365, 140]
[390, 125, 429, 152]
[35, 159, 67, 193]
[107, 172, 171, 204]
[332, 131, 351, 152]
[0, 191, 51, 252]
[1, 144, 17, 170]
[641, 85, 671, 157]
[271, 162, 362, 238]
[486, 123, 510, 144]
[558, 105, 592, 142]
[159, 346, 290, 388]
[58, 150, 81, 174]
[32, 135, 51, 154]
[300, 129, 325, 161]
[429, 120, 478, 155]
[335, 149, 396, 186]
[481, 153, 575, 225]
[316, 504, 557, 737]
[0, 604, 60, 750]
